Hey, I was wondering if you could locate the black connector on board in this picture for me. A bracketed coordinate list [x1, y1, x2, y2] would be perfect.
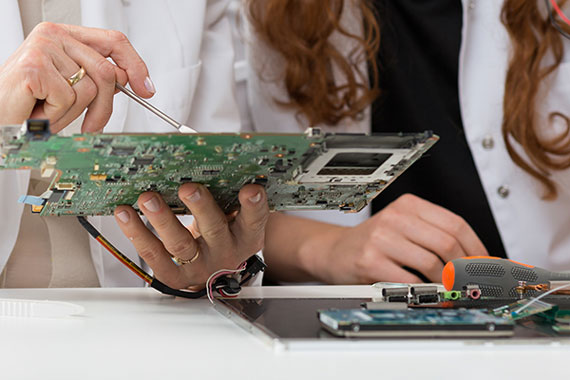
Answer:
[26, 119, 51, 141]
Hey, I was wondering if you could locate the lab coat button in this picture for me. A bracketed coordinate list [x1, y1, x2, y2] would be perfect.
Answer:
[482, 135, 494, 150]
[498, 185, 510, 198]
[468, 0, 475, 10]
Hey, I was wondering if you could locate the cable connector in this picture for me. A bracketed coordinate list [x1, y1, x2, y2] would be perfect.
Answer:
[242, 254, 266, 277]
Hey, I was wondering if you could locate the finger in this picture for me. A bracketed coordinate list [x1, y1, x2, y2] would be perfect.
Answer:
[136, 192, 200, 263]
[60, 24, 153, 98]
[365, 260, 423, 284]
[49, 74, 97, 132]
[232, 185, 269, 253]
[39, 46, 98, 132]
[28, 61, 76, 125]
[58, 36, 119, 132]
[114, 205, 187, 288]
[396, 194, 488, 257]
[371, 229, 444, 282]
[186, 212, 235, 239]
[385, 212, 468, 263]
[418, 207, 488, 257]
[178, 183, 232, 251]
[188, 219, 201, 239]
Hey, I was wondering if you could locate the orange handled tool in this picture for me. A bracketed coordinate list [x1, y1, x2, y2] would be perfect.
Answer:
[442, 256, 570, 298]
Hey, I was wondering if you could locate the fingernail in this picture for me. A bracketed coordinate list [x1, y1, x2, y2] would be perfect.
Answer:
[144, 76, 156, 93]
[117, 211, 130, 224]
[185, 188, 201, 203]
[143, 196, 160, 212]
[249, 192, 261, 204]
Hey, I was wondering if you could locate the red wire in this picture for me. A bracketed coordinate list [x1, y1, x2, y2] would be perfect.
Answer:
[551, 0, 570, 26]
[219, 289, 239, 298]
[95, 237, 151, 283]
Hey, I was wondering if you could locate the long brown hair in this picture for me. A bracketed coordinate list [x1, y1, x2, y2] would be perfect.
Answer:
[248, 0, 569, 199]
[246, 0, 380, 127]
[502, 0, 570, 199]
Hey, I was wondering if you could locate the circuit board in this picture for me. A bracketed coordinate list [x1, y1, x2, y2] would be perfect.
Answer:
[318, 308, 514, 337]
[0, 120, 437, 216]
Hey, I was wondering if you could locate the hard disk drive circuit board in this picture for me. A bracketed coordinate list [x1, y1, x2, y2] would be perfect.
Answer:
[0, 121, 437, 216]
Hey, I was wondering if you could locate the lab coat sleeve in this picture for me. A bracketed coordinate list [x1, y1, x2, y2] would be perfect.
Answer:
[0, 2, 30, 273]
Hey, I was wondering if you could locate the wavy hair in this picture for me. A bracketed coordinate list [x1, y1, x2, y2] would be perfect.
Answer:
[502, 0, 570, 199]
[246, 0, 380, 126]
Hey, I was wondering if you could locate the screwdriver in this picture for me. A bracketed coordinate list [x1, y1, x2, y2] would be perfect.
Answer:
[115, 82, 197, 133]
[442, 256, 570, 298]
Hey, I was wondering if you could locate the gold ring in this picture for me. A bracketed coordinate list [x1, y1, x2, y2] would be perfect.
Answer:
[67, 67, 86, 86]
[171, 249, 200, 266]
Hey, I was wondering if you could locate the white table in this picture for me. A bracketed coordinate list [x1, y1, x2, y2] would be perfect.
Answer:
[0, 286, 567, 379]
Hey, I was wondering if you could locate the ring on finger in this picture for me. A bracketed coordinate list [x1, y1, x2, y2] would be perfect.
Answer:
[171, 248, 200, 266]
[67, 67, 86, 86]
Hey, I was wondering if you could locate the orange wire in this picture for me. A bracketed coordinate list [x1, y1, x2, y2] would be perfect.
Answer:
[95, 236, 152, 283]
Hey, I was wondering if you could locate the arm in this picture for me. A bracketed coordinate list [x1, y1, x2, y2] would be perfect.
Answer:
[263, 212, 344, 283]
[263, 193, 489, 284]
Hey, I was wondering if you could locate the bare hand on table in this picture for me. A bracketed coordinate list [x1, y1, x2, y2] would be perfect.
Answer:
[114, 183, 269, 289]
[0, 22, 153, 132]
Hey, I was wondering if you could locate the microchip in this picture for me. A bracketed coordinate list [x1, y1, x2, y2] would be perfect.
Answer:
[252, 177, 268, 186]
[133, 156, 154, 166]
[111, 147, 136, 156]
[202, 170, 220, 176]
[273, 159, 291, 173]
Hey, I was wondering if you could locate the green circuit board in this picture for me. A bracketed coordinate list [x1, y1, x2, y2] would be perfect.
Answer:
[318, 308, 514, 337]
[0, 120, 437, 216]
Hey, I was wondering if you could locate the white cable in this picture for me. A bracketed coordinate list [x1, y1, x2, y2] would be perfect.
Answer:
[205, 267, 244, 304]
[512, 283, 570, 315]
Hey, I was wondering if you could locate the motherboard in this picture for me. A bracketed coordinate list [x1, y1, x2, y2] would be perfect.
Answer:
[0, 120, 437, 216]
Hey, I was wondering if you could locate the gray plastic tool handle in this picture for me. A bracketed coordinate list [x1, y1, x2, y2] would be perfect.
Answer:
[443, 257, 570, 298]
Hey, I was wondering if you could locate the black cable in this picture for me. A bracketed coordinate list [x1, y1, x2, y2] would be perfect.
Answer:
[76, 216, 266, 300]
[77, 216, 206, 299]
[150, 278, 206, 298]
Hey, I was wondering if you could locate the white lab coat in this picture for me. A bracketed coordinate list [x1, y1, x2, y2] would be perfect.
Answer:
[245, 0, 570, 271]
[0, 0, 241, 286]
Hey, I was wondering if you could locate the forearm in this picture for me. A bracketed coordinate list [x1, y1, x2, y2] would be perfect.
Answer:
[263, 212, 344, 283]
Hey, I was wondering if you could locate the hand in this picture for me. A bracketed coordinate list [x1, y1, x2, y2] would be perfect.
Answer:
[114, 184, 269, 289]
[300, 194, 488, 284]
[0, 22, 154, 132]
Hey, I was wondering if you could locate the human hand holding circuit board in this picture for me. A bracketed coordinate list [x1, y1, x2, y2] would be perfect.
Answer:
[0, 119, 437, 291]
